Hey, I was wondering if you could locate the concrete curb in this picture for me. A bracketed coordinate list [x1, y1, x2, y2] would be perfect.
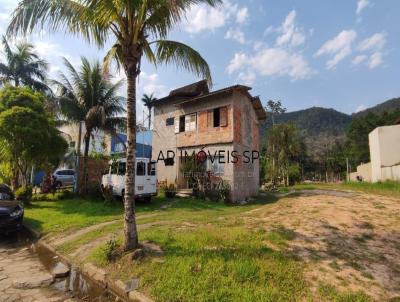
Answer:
[35, 239, 153, 302]
[23, 223, 42, 240]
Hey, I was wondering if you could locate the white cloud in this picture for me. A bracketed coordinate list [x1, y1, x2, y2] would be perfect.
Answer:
[356, 0, 371, 15]
[138, 72, 169, 98]
[368, 52, 383, 69]
[182, 4, 226, 33]
[355, 104, 366, 113]
[227, 47, 314, 80]
[227, 53, 248, 74]
[182, 1, 249, 34]
[353, 33, 386, 69]
[236, 7, 249, 24]
[275, 10, 305, 47]
[251, 47, 313, 79]
[224, 28, 246, 44]
[316, 30, 357, 69]
[237, 71, 256, 85]
[352, 55, 367, 65]
[358, 32, 386, 51]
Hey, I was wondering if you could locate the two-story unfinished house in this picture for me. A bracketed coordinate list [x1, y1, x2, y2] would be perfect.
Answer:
[152, 80, 266, 202]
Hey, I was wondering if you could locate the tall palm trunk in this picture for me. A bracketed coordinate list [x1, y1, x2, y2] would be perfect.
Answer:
[148, 108, 151, 130]
[80, 131, 91, 194]
[75, 122, 83, 193]
[77, 122, 82, 156]
[124, 64, 139, 251]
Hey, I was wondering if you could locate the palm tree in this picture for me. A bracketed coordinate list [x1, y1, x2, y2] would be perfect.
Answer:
[51, 57, 126, 192]
[0, 36, 48, 91]
[141, 93, 157, 130]
[8, 0, 217, 250]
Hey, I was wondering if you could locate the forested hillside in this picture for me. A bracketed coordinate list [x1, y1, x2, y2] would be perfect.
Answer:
[260, 98, 400, 163]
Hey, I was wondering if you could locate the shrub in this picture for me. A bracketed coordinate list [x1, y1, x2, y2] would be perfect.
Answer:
[217, 180, 231, 203]
[15, 186, 33, 204]
[163, 184, 177, 198]
[86, 181, 103, 201]
[103, 238, 119, 261]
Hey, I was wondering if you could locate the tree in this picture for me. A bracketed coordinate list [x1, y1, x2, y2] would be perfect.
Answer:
[141, 93, 157, 130]
[265, 100, 286, 128]
[0, 86, 67, 189]
[51, 57, 126, 192]
[264, 100, 287, 185]
[0, 36, 48, 91]
[266, 123, 301, 186]
[8, 0, 217, 250]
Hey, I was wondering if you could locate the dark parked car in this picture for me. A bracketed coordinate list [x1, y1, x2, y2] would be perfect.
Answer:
[0, 184, 24, 234]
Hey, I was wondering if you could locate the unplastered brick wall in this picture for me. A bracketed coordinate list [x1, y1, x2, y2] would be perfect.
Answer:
[77, 157, 108, 189]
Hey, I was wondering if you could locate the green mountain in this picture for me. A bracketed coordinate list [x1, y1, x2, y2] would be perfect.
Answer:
[352, 97, 400, 118]
[260, 98, 400, 160]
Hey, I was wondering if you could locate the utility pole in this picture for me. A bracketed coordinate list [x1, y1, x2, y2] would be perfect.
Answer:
[346, 157, 349, 182]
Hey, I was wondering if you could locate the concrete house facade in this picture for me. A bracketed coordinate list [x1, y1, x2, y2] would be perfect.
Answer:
[152, 80, 266, 202]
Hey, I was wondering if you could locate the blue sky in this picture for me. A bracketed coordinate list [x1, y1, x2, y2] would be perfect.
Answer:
[1, 0, 399, 118]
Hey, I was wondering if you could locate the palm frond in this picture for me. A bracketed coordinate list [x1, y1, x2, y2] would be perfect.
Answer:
[153, 39, 212, 86]
[7, 0, 108, 46]
[103, 43, 122, 75]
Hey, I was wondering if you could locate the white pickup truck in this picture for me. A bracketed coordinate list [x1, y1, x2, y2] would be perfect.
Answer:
[101, 157, 157, 201]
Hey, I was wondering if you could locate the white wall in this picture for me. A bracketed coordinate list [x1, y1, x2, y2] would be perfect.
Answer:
[368, 124, 400, 182]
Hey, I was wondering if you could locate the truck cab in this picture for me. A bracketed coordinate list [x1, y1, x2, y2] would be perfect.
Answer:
[101, 157, 157, 201]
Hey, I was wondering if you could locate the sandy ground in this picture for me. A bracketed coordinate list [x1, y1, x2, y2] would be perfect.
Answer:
[244, 190, 400, 301]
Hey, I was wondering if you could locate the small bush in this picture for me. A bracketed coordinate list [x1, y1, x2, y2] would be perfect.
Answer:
[103, 238, 119, 261]
[15, 186, 33, 204]
[163, 184, 177, 198]
[217, 180, 231, 203]
[86, 181, 103, 200]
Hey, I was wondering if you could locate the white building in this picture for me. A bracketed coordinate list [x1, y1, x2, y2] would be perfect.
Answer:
[350, 123, 400, 182]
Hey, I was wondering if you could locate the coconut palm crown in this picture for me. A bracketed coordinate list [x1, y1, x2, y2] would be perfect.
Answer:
[141, 93, 157, 130]
[0, 36, 48, 91]
[7, 0, 220, 250]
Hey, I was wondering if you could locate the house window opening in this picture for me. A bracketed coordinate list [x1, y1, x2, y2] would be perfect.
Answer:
[204, 157, 225, 176]
[213, 108, 220, 127]
[208, 107, 228, 128]
[166, 117, 174, 126]
[179, 116, 185, 132]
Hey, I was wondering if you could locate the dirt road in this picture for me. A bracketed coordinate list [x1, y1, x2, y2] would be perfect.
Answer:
[245, 190, 400, 301]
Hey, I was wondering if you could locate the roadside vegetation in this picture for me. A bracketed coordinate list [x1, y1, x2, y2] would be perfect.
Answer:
[294, 181, 400, 198]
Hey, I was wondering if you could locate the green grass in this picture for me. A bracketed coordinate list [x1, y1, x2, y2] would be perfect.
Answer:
[318, 283, 371, 302]
[266, 225, 296, 247]
[23, 196, 170, 234]
[294, 181, 400, 198]
[90, 226, 308, 302]
[26, 193, 374, 301]
[57, 221, 123, 254]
